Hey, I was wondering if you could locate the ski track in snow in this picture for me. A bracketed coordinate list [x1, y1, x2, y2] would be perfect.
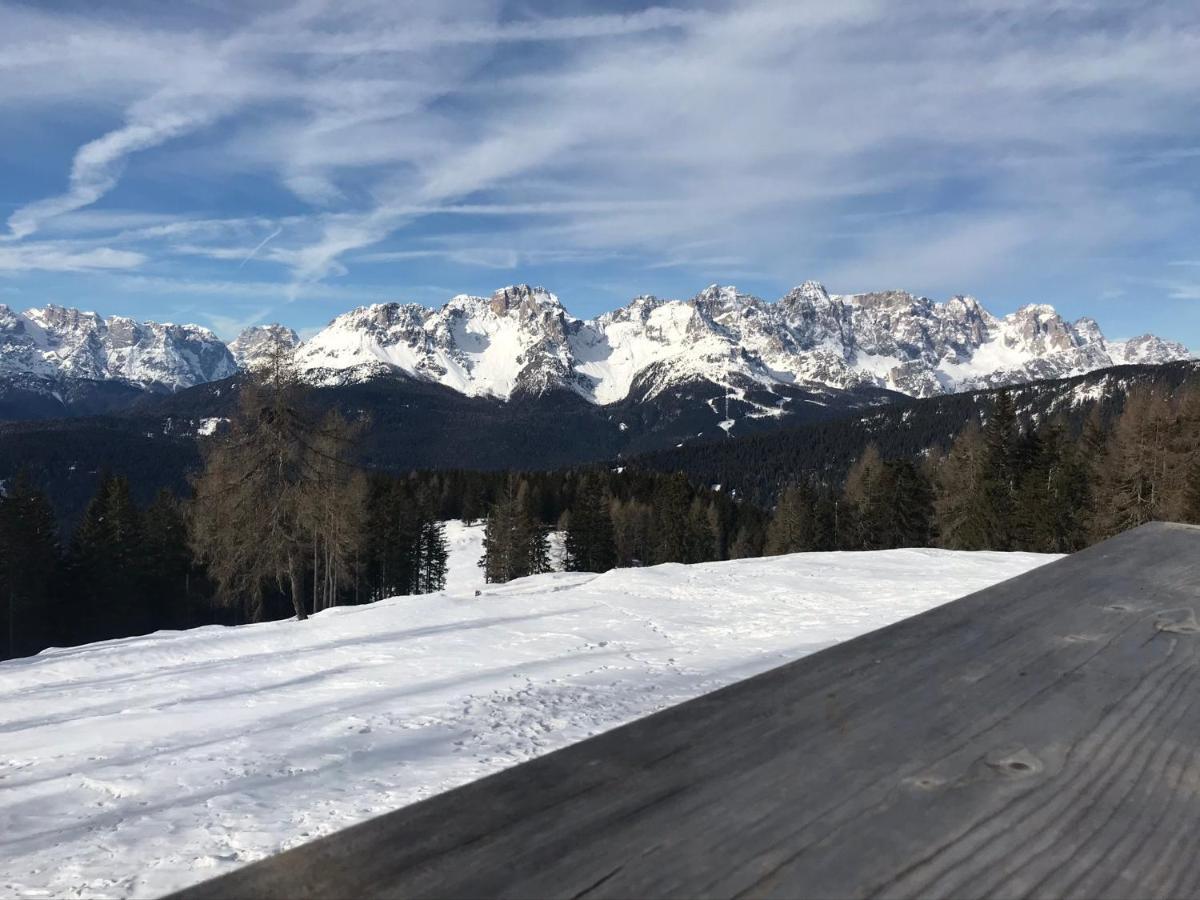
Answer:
[0, 524, 1058, 898]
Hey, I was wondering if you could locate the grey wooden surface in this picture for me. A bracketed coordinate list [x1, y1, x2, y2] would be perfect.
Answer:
[169, 522, 1200, 900]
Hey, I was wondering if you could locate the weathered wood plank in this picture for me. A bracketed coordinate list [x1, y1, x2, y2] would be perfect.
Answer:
[169, 522, 1200, 900]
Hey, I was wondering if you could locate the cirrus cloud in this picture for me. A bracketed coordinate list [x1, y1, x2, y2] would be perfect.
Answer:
[0, 0, 1197, 344]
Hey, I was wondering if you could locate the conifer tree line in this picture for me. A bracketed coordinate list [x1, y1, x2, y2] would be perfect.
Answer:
[640, 362, 1200, 510]
[0, 462, 762, 659]
[761, 386, 1200, 555]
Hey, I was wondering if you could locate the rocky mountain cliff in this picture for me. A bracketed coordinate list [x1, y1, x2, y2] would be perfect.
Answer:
[0, 284, 1189, 414]
[290, 283, 1190, 409]
[228, 324, 301, 370]
[0, 304, 236, 391]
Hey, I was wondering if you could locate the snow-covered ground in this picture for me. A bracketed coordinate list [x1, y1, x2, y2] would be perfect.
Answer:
[0, 528, 1057, 899]
[440, 520, 567, 596]
[440, 519, 488, 595]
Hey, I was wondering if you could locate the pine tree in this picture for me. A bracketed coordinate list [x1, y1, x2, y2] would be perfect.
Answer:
[980, 391, 1018, 548]
[811, 490, 838, 551]
[189, 341, 364, 621]
[1011, 424, 1090, 552]
[70, 473, 147, 640]
[651, 474, 694, 563]
[842, 444, 885, 549]
[564, 474, 616, 572]
[934, 421, 997, 550]
[1162, 385, 1200, 524]
[416, 518, 448, 593]
[1183, 457, 1200, 525]
[516, 480, 551, 576]
[1094, 386, 1168, 537]
[142, 489, 200, 629]
[685, 497, 717, 563]
[765, 482, 816, 555]
[481, 484, 516, 584]
[362, 477, 409, 600]
[460, 481, 485, 526]
[611, 498, 654, 566]
[481, 477, 550, 583]
[729, 525, 761, 559]
[706, 495, 736, 560]
[879, 460, 933, 548]
[0, 474, 61, 659]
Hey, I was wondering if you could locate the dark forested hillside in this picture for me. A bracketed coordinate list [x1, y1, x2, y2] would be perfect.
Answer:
[0, 370, 891, 524]
[637, 361, 1200, 506]
[3, 361, 1198, 527]
[0, 418, 199, 527]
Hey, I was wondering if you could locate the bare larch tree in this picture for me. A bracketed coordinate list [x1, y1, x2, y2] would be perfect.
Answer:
[189, 338, 365, 621]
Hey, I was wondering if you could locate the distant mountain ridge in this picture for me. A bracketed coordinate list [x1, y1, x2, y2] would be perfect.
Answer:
[0, 303, 235, 391]
[287, 282, 1191, 410]
[0, 284, 1190, 414]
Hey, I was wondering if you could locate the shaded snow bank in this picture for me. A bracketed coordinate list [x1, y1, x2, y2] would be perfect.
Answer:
[0, 546, 1057, 898]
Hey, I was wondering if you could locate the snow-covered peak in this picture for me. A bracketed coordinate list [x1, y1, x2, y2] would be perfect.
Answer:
[295, 287, 584, 399]
[487, 284, 565, 315]
[229, 325, 302, 370]
[1072, 316, 1104, 344]
[999, 305, 1077, 353]
[692, 284, 750, 307]
[0, 304, 235, 390]
[790, 280, 832, 303]
[1110, 334, 1193, 365]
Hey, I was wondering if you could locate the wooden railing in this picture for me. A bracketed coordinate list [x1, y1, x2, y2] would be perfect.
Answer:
[170, 522, 1200, 899]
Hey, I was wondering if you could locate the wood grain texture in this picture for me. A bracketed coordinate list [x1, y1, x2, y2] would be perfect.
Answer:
[169, 522, 1200, 900]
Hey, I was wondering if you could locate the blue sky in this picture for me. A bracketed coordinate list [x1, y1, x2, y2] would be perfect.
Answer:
[1, 0, 1199, 344]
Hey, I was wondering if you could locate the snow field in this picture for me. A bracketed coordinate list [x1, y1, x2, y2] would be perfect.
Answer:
[0, 525, 1057, 898]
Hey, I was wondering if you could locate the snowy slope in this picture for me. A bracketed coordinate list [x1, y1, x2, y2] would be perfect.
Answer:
[441, 520, 565, 595]
[0, 544, 1056, 898]
[441, 519, 488, 595]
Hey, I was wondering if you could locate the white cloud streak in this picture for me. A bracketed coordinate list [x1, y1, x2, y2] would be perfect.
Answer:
[1, 0, 1197, 312]
[7, 106, 219, 240]
[238, 227, 284, 269]
[0, 243, 146, 272]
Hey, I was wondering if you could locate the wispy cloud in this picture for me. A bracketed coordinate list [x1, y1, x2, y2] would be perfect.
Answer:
[0, 0, 1197, 334]
[0, 243, 145, 272]
[238, 227, 283, 269]
[115, 274, 383, 303]
[6, 106, 220, 240]
[203, 307, 274, 341]
[1167, 283, 1200, 301]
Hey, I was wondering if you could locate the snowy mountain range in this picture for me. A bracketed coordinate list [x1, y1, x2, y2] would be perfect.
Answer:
[1, 284, 1190, 405]
[290, 282, 1190, 403]
[0, 303, 235, 391]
